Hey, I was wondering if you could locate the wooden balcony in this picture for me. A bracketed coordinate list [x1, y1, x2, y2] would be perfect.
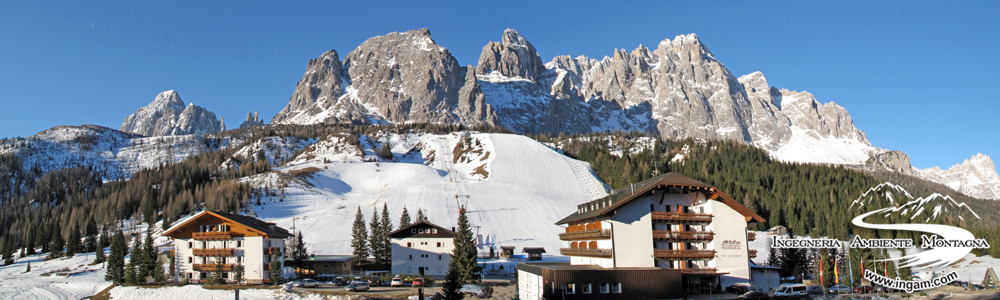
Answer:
[653, 249, 716, 259]
[192, 231, 241, 240]
[747, 232, 756, 241]
[749, 249, 757, 258]
[651, 212, 713, 223]
[559, 229, 612, 240]
[680, 268, 721, 274]
[652, 230, 715, 241]
[192, 263, 235, 272]
[192, 248, 235, 256]
[264, 247, 283, 256]
[559, 248, 613, 258]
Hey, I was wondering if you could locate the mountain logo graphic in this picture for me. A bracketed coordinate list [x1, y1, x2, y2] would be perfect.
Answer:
[849, 182, 990, 270]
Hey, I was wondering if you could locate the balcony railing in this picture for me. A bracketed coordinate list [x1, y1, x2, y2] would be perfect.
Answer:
[264, 247, 283, 256]
[653, 249, 716, 259]
[680, 268, 720, 274]
[192, 248, 235, 256]
[749, 249, 757, 258]
[652, 230, 715, 241]
[559, 229, 612, 240]
[559, 248, 613, 258]
[192, 231, 241, 240]
[651, 212, 713, 223]
[747, 232, 756, 241]
[192, 263, 235, 272]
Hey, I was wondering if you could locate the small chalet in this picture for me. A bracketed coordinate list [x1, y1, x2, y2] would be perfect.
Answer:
[500, 246, 516, 258]
[767, 225, 787, 235]
[389, 220, 455, 277]
[163, 210, 291, 284]
[523, 247, 546, 261]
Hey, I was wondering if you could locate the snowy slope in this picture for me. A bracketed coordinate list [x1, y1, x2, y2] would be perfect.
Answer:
[916, 153, 1000, 200]
[0, 125, 231, 179]
[769, 125, 879, 165]
[246, 132, 610, 255]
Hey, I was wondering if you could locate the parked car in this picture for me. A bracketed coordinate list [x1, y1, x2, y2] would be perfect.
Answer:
[391, 276, 403, 287]
[345, 281, 371, 292]
[292, 279, 320, 288]
[368, 277, 382, 287]
[726, 284, 752, 294]
[774, 284, 808, 296]
[332, 277, 346, 286]
[738, 291, 770, 300]
[828, 285, 851, 294]
[807, 285, 824, 294]
[412, 278, 425, 287]
[853, 285, 874, 293]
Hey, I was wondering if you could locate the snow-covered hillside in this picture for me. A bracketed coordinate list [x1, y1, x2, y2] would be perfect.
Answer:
[245, 132, 610, 255]
[0, 125, 233, 179]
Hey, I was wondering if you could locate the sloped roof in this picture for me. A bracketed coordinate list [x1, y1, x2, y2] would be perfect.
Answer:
[387, 220, 455, 238]
[556, 172, 765, 225]
[162, 210, 291, 238]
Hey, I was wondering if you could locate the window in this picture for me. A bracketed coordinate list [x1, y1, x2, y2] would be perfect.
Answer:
[188, 242, 192, 248]
[418, 229, 424, 234]
[236, 241, 242, 248]
[582, 283, 592, 294]
[409, 255, 413, 260]
[432, 229, 437, 234]
[437, 242, 442, 247]
[237, 256, 242, 263]
[438, 254, 442, 260]
[187, 273, 192, 279]
[201, 241, 206, 248]
[411, 229, 416, 233]
[407, 242, 412, 247]
[188, 257, 193, 263]
[566, 284, 576, 294]
[612, 283, 622, 293]
[600, 283, 610, 294]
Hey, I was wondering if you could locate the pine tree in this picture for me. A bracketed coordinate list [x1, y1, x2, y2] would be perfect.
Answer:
[25, 230, 35, 256]
[379, 204, 392, 264]
[143, 187, 158, 226]
[415, 208, 426, 222]
[351, 207, 369, 261]
[49, 222, 64, 258]
[26, 261, 31, 272]
[268, 254, 282, 285]
[105, 231, 127, 284]
[1, 236, 13, 265]
[399, 206, 412, 229]
[129, 235, 144, 284]
[369, 207, 382, 264]
[66, 227, 80, 257]
[452, 206, 479, 283]
[99, 227, 111, 249]
[153, 256, 166, 284]
[212, 256, 225, 285]
[85, 217, 98, 253]
[141, 230, 157, 281]
[95, 243, 106, 263]
[161, 215, 170, 231]
[233, 263, 245, 285]
[442, 257, 465, 300]
[39, 223, 51, 254]
[293, 232, 308, 267]
[767, 247, 780, 267]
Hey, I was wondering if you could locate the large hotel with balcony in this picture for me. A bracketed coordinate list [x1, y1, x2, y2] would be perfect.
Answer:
[518, 173, 763, 300]
[163, 210, 291, 284]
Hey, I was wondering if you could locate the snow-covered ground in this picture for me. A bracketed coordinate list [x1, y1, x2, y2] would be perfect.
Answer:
[0, 252, 109, 300]
[769, 125, 877, 166]
[246, 132, 610, 255]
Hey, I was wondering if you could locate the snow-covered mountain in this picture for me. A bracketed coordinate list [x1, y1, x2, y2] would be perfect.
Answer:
[916, 153, 1000, 200]
[120, 90, 225, 136]
[242, 131, 609, 255]
[0, 124, 235, 179]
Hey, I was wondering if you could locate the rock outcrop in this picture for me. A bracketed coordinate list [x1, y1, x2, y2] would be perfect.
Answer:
[120, 90, 224, 136]
[476, 29, 547, 81]
[272, 29, 496, 127]
[918, 153, 1000, 200]
[866, 150, 912, 173]
[239, 111, 264, 129]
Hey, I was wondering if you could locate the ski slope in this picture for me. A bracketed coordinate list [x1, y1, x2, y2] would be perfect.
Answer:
[249, 132, 610, 256]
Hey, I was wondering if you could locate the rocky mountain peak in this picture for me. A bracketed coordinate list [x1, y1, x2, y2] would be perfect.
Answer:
[476, 28, 546, 81]
[120, 90, 223, 136]
[271, 49, 344, 124]
[240, 111, 264, 129]
[918, 153, 1000, 200]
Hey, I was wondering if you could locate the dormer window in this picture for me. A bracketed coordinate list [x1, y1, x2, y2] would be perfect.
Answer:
[411, 229, 416, 233]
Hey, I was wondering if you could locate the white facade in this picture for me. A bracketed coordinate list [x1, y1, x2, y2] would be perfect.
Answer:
[518, 269, 545, 300]
[173, 236, 285, 283]
[164, 212, 289, 284]
[390, 226, 454, 277]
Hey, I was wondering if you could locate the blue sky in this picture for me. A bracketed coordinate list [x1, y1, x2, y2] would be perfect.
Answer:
[1, 1, 997, 169]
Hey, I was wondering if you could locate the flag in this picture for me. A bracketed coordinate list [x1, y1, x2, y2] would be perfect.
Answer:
[820, 256, 825, 286]
[834, 257, 840, 285]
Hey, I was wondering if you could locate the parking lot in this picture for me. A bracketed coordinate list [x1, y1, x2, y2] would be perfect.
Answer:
[293, 279, 518, 299]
